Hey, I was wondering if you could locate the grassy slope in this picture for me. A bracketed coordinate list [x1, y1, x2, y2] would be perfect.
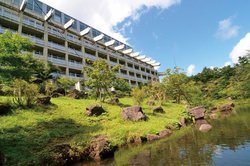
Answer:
[0, 96, 186, 165]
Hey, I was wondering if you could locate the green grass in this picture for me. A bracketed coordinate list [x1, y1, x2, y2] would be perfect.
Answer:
[0, 96, 186, 165]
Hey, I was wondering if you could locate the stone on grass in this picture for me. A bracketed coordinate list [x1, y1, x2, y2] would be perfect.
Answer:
[159, 129, 172, 138]
[67, 92, 80, 99]
[53, 88, 65, 95]
[121, 106, 146, 121]
[87, 135, 117, 160]
[146, 101, 155, 106]
[86, 105, 105, 116]
[209, 113, 219, 119]
[0, 103, 11, 115]
[152, 106, 165, 113]
[37, 97, 51, 105]
[188, 106, 206, 119]
[147, 134, 160, 142]
[219, 103, 235, 112]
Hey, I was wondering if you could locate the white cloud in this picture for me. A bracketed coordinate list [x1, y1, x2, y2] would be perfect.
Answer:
[216, 17, 240, 40]
[40, 0, 181, 43]
[224, 61, 231, 66]
[187, 64, 195, 76]
[230, 33, 250, 63]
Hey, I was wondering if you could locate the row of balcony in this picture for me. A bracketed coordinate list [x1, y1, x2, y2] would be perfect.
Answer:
[22, 16, 44, 31]
[0, 6, 19, 22]
[0, 26, 16, 34]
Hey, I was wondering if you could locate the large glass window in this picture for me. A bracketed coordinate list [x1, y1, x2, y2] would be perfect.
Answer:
[91, 29, 101, 37]
[54, 10, 61, 23]
[80, 22, 88, 31]
[64, 14, 70, 24]
[27, 0, 33, 10]
[13, 0, 20, 5]
[34, 0, 42, 14]
[104, 35, 111, 43]
[72, 19, 77, 30]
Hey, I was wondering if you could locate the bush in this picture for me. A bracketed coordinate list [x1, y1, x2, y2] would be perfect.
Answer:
[131, 87, 146, 105]
[13, 79, 39, 107]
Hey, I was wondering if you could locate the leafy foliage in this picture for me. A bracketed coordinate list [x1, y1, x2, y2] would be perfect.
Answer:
[83, 59, 120, 102]
[56, 77, 76, 94]
[112, 77, 131, 92]
[131, 87, 147, 105]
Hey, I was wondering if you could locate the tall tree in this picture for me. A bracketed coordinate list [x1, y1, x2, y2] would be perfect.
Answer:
[0, 31, 44, 83]
[83, 59, 120, 102]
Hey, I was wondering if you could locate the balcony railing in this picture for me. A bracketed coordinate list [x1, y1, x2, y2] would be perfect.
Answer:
[48, 41, 65, 51]
[22, 17, 44, 31]
[33, 53, 43, 59]
[67, 35, 81, 45]
[48, 55, 66, 65]
[0, 26, 16, 34]
[50, 72, 66, 78]
[84, 41, 96, 50]
[48, 27, 64, 38]
[69, 73, 83, 80]
[85, 53, 97, 60]
[69, 62, 83, 69]
[109, 61, 117, 66]
[0, 7, 19, 22]
[118, 73, 129, 79]
[68, 48, 82, 56]
[22, 34, 44, 45]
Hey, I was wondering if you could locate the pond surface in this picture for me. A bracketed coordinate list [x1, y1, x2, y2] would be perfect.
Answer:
[74, 105, 250, 166]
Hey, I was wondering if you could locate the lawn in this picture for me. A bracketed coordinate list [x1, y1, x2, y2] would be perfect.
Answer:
[0, 96, 186, 165]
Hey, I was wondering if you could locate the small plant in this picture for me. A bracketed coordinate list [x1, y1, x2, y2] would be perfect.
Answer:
[13, 79, 39, 107]
[131, 87, 146, 105]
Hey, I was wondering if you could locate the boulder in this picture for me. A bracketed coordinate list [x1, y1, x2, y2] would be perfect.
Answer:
[0, 150, 7, 166]
[87, 135, 117, 160]
[152, 106, 165, 113]
[219, 103, 235, 112]
[146, 101, 155, 106]
[37, 97, 51, 105]
[159, 129, 172, 138]
[43, 143, 88, 166]
[199, 124, 213, 132]
[188, 106, 206, 119]
[52, 93, 63, 98]
[110, 97, 119, 103]
[0, 103, 11, 115]
[147, 134, 160, 142]
[67, 92, 80, 99]
[196, 119, 212, 132]
[86, 105, 105, 116]
[121, 106, 146, 121]
[180, 117, 187, 127]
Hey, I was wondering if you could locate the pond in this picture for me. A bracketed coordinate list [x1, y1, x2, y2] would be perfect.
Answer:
[74, 104, 250, 166]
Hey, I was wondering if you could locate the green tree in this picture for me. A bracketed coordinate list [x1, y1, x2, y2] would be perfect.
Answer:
[56, 77, 76, 95]
[0, 31, 44, 83]
[83, 59, 120, 102]
[131, 87, 147, 105]
[112, 77, 131, 92]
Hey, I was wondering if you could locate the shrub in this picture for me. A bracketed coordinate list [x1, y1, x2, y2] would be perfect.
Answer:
[131, 87, 147, 105]
[13, 79, 39, 107]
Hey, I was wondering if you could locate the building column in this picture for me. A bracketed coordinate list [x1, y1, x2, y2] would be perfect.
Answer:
[65, 31, 69, 77]
[81, 37, 86, 80]
[18, 12, 23, 34]
[43, 22, 49, 66]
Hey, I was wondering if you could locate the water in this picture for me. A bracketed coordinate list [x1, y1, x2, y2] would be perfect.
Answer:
[75, 105, 250, 166]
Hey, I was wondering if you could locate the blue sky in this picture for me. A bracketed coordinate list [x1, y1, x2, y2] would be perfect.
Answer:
[41, 0, 250, 75]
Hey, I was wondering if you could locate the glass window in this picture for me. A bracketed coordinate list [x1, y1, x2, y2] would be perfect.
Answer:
[80, 22, 88, 31]
[34, 0, 42, 14]
[27, 0, 33, 10]
[103, 35, 111, 43]
[13, 0, 20, 5]
[54, 10, 61, 23]
[64, 14, 70, 24]
[91, 29, 101, 37]
[72, 19, 77, 29]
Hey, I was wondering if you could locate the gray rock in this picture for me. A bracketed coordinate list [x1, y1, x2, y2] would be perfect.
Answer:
[219, 103, 235, 112]
[87, 135, 117, 160]
[36, 97, 51, 105]
[199, 124, 213, 132]
[188, 106, 206, 119]
[146, 101, 155, 106]
[159, 129, 172, 138]
[121, 106, 146, 121]
[180, 117, 187, 127]
[152, 106, 165, 113]
[86, 105, 105, 116]
[147, 134, 160, 142]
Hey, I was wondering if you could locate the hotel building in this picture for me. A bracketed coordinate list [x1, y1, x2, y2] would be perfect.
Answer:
[0, 0, 160, 87]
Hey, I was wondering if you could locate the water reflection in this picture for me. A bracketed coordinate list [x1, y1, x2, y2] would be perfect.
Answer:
[74, 105, 250, 166]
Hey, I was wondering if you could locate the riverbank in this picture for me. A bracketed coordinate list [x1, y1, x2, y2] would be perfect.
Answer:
[0, 96, 248, 165]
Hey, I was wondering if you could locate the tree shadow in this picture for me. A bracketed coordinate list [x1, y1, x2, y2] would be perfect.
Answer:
[0, 118, 102, 165]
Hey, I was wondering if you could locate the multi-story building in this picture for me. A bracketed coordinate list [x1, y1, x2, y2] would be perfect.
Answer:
[0, 0, 160, 87]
